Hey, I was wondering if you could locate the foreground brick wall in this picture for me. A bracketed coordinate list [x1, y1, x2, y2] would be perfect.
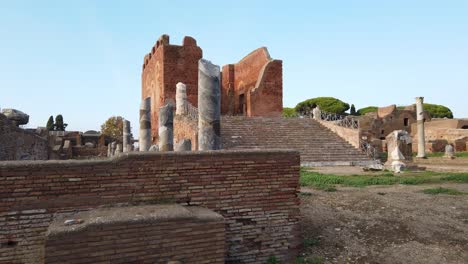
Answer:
[0, 113, 48, 160]
[45, 205, 225, 264]
[0, 150, 301, 263]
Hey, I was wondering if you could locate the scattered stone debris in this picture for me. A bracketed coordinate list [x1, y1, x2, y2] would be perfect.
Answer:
[64, 219, 83, 226]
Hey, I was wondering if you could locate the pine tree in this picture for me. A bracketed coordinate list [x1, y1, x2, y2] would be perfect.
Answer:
[350, 104, 356, 115]
[46, 116, 55, 131]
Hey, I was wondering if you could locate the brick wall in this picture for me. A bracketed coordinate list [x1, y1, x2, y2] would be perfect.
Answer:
[411, 128, 468, 152]
[174, 115, 198, 150]
[0, 113, 48, 160]
[221, 47, 283, 117]
[45, 205, 225, 264]
[0, 150, 301, 263]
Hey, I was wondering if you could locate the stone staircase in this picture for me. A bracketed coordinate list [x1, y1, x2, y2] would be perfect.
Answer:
[221, 116, 374, 166]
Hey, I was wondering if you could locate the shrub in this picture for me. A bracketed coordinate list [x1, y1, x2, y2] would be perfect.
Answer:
[283, 107, 297, 117]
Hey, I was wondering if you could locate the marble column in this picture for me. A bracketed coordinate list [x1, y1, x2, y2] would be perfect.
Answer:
[176, 82, 188, 115]
[110, 141, 116, 157]
[115, 144, 122, 155]
[158, 104, 174, 151]
[107, 144, 111, 157]
[175, 139, 192, 151]
[139, 97, 151, 151]
[415, 97, 426, 158]
[198, 59, 221, 150]
[123, 119, 131, 153]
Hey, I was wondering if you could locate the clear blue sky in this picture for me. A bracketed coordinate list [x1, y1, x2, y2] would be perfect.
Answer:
[1, 1, 467, 136]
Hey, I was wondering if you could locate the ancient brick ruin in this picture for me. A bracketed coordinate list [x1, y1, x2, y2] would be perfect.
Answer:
[0, 112, 48, 160]
[142, 35, 283, 143]
[221, 48, 283, 117]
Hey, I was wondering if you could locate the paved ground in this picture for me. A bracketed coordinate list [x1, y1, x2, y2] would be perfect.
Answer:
[300, 183, 468, 264]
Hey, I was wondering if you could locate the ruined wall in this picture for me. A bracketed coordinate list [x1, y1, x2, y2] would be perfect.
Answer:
[173, 115, 198, 150]
[0, 113, 48, 160]
[411, 128, 468, 152]
[359, 105, 425, 141]
[221, 47, 283, 117]
[45, 205, 225, 264]
[0, 150, 301, 263]
[71, 146, 107, 158]
[142, 35, 202, 142]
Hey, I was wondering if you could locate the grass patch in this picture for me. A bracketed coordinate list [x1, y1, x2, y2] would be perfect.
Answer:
[413, 151, 468, 158]
[440, 174, 468, 183]
[300, 170, 468, 190]
[422, 187, 467, 195]
[304, 238, 321, 247]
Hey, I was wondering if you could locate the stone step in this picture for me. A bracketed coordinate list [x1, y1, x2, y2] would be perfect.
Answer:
[221, 116, 371, 165]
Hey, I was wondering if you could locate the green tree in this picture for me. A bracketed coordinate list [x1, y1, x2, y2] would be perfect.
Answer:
[46, 116, 54, 131]
[356, 106, 378, 116]
[55, 114, 68, 131]
[423, 103, 453, 118]
[101, 116, 124, 140]
[282, 107, 297, 117]
[295, 97, 349, 115]
[350, 104, 356, 115]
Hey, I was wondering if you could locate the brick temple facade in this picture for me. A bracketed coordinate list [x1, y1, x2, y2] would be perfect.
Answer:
[141, 34, 283, 142]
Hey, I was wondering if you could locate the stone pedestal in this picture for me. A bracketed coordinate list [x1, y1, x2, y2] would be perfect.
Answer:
[198, 59, 221, 150]
[139, 97, 152, 151]
[175, 139, 192, 151]
[123, 119, 131, 153]
[385, 130, 413, 173]
[415, 97, 426, 158]
[158, 104, 174, 151]
[444, 144, 455, 159]
[176, 82, 188, 115]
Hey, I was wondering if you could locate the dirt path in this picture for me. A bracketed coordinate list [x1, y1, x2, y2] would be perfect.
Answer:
[300, 183, 468, 264]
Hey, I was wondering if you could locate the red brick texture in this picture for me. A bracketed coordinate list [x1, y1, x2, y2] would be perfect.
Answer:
[142, 35, 283, 143]
[45, 205, 225, 264]
[0, 150, 301, 263]
[221, 47, 283, 117]
[142, 35, 203, 142]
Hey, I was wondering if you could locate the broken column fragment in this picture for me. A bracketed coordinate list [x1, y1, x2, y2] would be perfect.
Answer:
[175, 139, 192, 151]
[139, 97, 151, 151]
[123, 119, 131, 153]
[158, 104, 174, 151]
[176, 82, 188, 115]
[198, 59, 221, 150]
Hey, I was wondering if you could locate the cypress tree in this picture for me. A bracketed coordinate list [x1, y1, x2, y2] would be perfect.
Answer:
[46, 116, 54, 131]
